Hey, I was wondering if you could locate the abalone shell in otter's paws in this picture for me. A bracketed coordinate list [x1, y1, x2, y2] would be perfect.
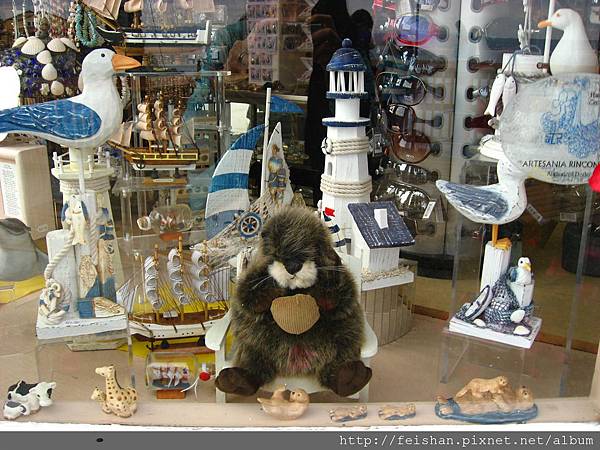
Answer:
[270, 294, 320, 335]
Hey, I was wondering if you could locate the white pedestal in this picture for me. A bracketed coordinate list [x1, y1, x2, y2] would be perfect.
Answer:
[480, 241, 511, 291]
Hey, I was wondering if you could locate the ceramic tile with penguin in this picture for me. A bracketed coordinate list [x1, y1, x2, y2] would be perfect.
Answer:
[215, 207, 371, 397]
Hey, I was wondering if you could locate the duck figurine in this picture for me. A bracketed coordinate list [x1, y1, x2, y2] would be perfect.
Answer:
[539, 9, 598, 75]
[257, 386, 309, 420]
[436, 154, 528, 226]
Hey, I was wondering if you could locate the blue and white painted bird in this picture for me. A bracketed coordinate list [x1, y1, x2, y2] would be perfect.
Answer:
[0, 49, 140, 148]
[436, 154, 528, 225]
[507, 257, 532, 285]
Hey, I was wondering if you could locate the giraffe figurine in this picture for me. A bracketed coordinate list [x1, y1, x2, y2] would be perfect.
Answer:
[94, 366, 138, 418]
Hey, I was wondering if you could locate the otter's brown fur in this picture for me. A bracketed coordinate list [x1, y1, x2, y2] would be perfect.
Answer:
[215, 207, 371, 397]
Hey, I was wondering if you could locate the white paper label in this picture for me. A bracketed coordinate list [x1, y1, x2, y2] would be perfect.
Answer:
[422, 201, 436, 220]
[0, 162, 21, 217]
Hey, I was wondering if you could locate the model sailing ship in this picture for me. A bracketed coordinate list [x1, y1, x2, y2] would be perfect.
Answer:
[118, 237, 229, 345]
[117, 90, 300, 343]
[109, 94, 209, 173]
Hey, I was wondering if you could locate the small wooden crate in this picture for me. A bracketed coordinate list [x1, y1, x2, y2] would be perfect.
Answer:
[361, 285, 413, 346]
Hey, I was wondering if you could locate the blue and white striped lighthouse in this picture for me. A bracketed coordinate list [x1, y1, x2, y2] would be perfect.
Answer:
[320, 39, 372, 240]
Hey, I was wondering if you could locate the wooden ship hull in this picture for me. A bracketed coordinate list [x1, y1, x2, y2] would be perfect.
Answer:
[129, 309, 226, 340]
[109, 142, 209, 169]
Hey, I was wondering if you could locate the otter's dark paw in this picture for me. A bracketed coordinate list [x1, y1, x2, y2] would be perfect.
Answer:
[215, 367, 260, 396]
[326, 361, 372, 397]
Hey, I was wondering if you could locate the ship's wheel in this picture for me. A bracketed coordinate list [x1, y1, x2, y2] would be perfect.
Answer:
[133, 158, 146, 170]
[238, 212, 262, 239]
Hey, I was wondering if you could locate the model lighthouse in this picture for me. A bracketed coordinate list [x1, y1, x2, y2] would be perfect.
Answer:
[320, 39, 372, 239]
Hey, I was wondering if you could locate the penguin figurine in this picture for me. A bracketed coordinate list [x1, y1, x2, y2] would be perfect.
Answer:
[0, 218, 48, 281]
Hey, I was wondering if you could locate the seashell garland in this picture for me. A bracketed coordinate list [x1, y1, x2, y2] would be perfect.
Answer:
[47, 38, 67, 53]
[42, 63, 58, 81]
[51, 80, 65, 96]
[40, 83, 50, 96]
[12, 36, 27, 48]
[60, 37, 79, 52]
[37, 50, 53, 65]
[21, 36, 45, 55]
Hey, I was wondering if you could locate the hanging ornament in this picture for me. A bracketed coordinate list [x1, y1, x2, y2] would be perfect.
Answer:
[36, 50, 53, 65]
[74, 3, 102, 48]
[47, 38, 67, 53]
[50, 80, 64, 95]
[21, 36, 45, 55]
[42, 63, 58, 81]
[12, 36, 27, 48]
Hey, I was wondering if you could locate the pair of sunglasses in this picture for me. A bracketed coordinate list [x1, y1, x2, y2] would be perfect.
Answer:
[385, 103, 443, 132]
[387, 130, 441, 164]
[383, 14, 449, 47]
[379, 42, 447, 77]
[378, 159, 439, 185]
[377, 72, 445, 105]
[374, 180, 434, 219]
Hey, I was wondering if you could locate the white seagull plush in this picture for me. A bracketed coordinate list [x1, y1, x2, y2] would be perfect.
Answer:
[436, 154, 528, 225]
[0, 49, 140, 148]
[539, 9, 598, 75]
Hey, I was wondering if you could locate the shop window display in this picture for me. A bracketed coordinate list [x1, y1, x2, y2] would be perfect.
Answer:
[0, 0, 597, 429]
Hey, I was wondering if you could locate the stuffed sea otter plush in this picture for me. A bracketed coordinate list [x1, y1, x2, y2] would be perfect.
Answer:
[215, 207, 371, 397]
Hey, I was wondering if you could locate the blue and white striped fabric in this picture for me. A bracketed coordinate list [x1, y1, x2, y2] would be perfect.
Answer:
[322, 210, 347, 252]
[205, 125, 265, 239]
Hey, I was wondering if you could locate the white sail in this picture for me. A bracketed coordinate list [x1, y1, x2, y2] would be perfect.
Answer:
[167, 248, 190, 305]
[144, 256, 163, 309]
[263, 122, 294, 206]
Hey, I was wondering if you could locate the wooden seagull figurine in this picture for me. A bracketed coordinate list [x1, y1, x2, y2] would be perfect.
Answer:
[0, 49, 140, 148]
[436, 154, 528, 226]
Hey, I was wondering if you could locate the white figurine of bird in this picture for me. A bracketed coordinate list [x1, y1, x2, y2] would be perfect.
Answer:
[539, 9, 598, 75]
[508, 257, 533, 285]
[436, 154, 528, 225]
[0, 49, 140, 147]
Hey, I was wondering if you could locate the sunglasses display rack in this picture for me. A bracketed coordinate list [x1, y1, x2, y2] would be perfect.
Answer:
[373, 0, 460, 270]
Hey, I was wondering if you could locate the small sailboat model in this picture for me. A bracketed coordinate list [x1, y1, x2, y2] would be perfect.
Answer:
[109, 95, 209, 172]
[118, 237, 229, 344]
[199, 120, 297, 266]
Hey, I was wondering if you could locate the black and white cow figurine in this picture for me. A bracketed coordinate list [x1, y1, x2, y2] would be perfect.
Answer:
[3, 380, 56, 420]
